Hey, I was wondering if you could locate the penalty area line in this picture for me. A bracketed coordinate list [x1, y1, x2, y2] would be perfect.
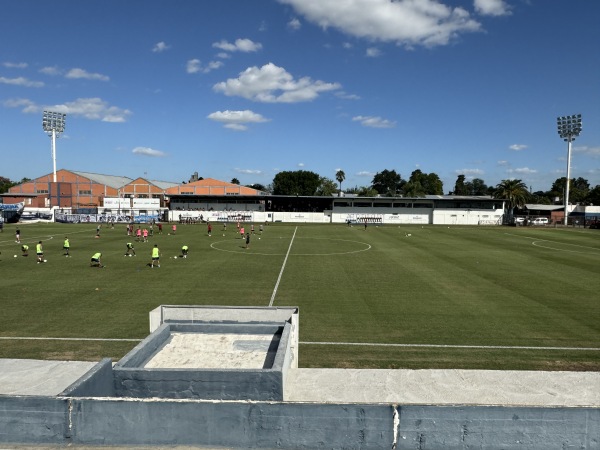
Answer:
[0, 336, 141, 342]
[301, 341, 600, 352]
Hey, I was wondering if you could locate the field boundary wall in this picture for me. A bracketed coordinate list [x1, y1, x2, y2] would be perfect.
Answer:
[1, 394, 598, 448]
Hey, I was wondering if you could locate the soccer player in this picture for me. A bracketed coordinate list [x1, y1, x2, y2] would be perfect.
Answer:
[181, 245, 189, 258]
[245, 233, 251, 249]
[143, 228, 149, 242]
[239, 226, 245, 239]
[15, 228, 21, 243]
[135, 226, 142, 242]
[124, 242, 136, 256]
[207, 222, 212, 237]
[90, 252, 103, 268]
[63, 237, 70, 256]
[171, 224, 176, 235]
[96, 224, 101, 237]
[36, 241, 44, 263]
[151, 244, 160, 268]
[21, 244, 29, 257]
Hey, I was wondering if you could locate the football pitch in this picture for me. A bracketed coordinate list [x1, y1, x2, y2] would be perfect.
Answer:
[1, 221, 599, 371]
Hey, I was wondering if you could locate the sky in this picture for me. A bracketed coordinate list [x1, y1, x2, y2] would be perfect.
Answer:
[1, 0, 599, 194]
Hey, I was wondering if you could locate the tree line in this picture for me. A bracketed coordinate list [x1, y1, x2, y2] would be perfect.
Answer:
[3, 172, 600, 209]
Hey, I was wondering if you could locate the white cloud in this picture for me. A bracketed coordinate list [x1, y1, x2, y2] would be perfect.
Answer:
[216, 52, 231, 59]
[357, 171, 375, 177]
[366, 47, 382, 57]
[278, 0, 481, 47]
[298, 163, 305, 167]
[207, 110, 270, 131]
[3, 62, 27, 69]
[186, 59, 201, 74]
[335, 91, 360, 100]
[213, 63, 341, 103]
[187, 59, 223, 74]
[509, 167, 537, 174]
[65, 68, 110, 82]
[235, 168, 263, 175]
[152, 41, 171, 53]
[132, 147, 167, 157]
[6, 98, 132, 122]
[288, 18, 302, 30]
[0, 76, 43, 88]
[455, 168, 484, 176]
[39, 66, 61, 76]
[574, 146, 600, 157]
[3, 98, 38, 113]
[509, 144, 527, 151]
[212, 38, 262, 53]
[497, 160, 509, 166]
[474, 0, 511, 16]
[352, 115, 396, 128]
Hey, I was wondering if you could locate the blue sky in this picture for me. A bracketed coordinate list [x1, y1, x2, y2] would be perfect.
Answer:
[1, 0, 599, 193]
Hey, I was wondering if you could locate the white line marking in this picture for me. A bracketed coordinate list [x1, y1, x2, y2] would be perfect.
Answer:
[269, 226, 297, 307]
[2, 336, 597, 351]
[0, 336, 141, 342]
[300, 341, 600, 351]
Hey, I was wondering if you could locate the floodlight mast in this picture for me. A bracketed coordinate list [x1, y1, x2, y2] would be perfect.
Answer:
[557, 114, 582, 225]
[42, 110, 66, 183]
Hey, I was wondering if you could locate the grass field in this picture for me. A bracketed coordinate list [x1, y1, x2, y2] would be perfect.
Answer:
[1, 221, 599, 371]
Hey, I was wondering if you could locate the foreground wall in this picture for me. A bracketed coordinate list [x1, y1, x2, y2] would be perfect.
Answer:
[1, 395, 598, 449]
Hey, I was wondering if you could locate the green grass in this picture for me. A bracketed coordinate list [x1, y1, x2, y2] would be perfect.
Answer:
[1, 221, 599, 370]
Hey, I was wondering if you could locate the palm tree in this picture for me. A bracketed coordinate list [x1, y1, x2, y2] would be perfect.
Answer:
[494, 179, 529, 219]
[335, 170, 346, 197]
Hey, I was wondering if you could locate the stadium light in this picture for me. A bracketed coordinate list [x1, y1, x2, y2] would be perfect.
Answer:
[42, 110, 66, 183]
[557, 114, 582, 225]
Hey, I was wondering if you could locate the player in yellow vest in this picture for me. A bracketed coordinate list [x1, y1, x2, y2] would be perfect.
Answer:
[63, 237, 70, 256]
[36, 241, 44, 263]
[90, 252, 103, 268]
[151, 244, 160, 268]
[90, 252, 104, 268]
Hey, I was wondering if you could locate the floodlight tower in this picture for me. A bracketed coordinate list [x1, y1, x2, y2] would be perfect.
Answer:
[42, 110, 66, 182]
[557, 114, 582, 225]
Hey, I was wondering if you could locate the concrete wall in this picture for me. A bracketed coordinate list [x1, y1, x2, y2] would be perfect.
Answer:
[59, 358, 115, 398]
[2, 396, 598, 449]
[113, 323, 289, 401]
[0, 396, 67, 445]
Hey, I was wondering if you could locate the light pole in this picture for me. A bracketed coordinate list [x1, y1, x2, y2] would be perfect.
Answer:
[42, 110, 66, 183]
[557, 114, 582, 225]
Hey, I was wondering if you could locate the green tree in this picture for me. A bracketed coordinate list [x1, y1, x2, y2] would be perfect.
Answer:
[494, 179, 530, 214]
[371, 169, 403, 196]
[465, 178, 488, 196]
[587, 185, 600, 206]
[402, 181, 426, 197]
[453, 174, 468, 195]
[550, 177, 590, 205]
[316, 177, 337, 196]
[335, 170, 346, 196]
[0, 176, 15, 194]
[230, 178, 240, 185]
[272, 170, 321, 196]
[407, 169, 443, 195]
[246, 183, 266, 192]
[345, 185, 378, 196]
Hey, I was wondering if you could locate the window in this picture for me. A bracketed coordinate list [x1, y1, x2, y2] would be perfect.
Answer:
[36, 189, 49, 194]
[79, 190, 92, 195]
